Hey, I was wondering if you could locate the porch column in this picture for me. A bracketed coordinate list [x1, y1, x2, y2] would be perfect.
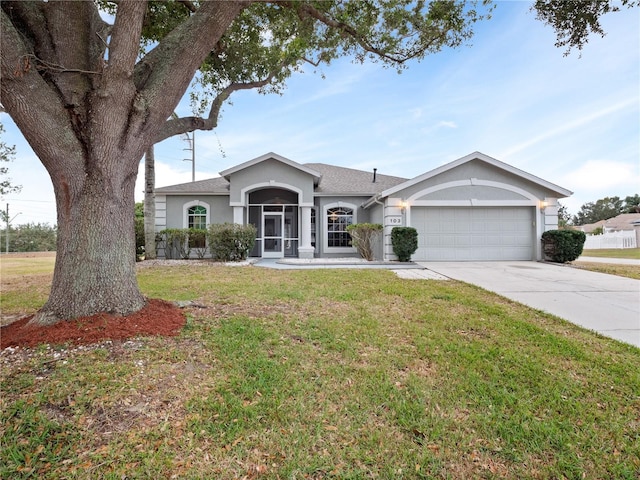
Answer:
[233, 206, 244, 224]
[299, 206, 314, 259]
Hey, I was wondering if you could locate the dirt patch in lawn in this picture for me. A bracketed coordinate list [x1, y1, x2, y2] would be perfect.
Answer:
[0, 299, 186, 349]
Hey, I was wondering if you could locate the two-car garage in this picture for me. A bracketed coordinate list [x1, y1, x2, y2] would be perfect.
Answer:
[374, 152, 573, 262]
[410, 206, 536, 261]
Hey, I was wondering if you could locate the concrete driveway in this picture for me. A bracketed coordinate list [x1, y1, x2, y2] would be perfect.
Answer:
[417, 261, 640, 348]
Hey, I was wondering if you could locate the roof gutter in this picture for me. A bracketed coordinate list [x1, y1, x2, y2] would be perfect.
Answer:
[362, 193, 383, 210]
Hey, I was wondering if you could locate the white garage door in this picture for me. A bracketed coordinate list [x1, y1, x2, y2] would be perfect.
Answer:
[412, 207, 535, 261]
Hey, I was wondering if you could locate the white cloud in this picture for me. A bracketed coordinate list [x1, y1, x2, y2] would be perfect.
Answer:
[565, 160, 639, 192]
[436, 120, 457, 129]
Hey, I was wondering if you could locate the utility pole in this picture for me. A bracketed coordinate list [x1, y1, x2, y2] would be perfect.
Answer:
[4, 203, 22, 254]
[182, 131, 195, 182]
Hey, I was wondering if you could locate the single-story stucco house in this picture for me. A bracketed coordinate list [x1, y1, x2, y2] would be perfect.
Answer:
[155, 151, 572, 261]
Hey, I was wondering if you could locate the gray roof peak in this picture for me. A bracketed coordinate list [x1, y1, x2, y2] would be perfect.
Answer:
[305, 163, 407, 195]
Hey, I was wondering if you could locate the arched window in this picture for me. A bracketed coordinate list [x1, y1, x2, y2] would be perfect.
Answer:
[188, 205, 207, 230]
[325, 205, 355, 249]
[183, 201, 210, 250]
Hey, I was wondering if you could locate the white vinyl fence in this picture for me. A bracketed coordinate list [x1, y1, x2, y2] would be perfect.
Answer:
[583, 230, 637, 249]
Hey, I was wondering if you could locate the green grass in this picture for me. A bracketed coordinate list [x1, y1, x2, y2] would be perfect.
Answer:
[571, 262, 640, 280]
[0, 254, 56, 276]
[581, 248, 640, 259]
[2, 261, 639, 479]
[0, 254, 55, 318]
[573, 248, 640, 279]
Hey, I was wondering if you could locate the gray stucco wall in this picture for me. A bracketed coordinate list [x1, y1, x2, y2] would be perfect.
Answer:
[416, 185, 530, 201]
[396, 159, 560, 201]
[164, 195, 232, 229]
[227, 159, 316, 204]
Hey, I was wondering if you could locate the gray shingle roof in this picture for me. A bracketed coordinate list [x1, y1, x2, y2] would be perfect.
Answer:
[155, 162, 406, 196]
[155, 176, 229, 194]
[305, 163, 407, 195]
[577, 213, 640, 233]
[603, 213, 640, 231]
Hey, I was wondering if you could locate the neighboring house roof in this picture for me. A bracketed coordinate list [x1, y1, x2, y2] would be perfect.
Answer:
[577, 213, 640, 233]
[576, 219, 607, 234]
[603, 213, 640, 232]
[377, 151, 573, 199]
[220, 152, 322, 185]
[305, 163, 407, 195]
[156, 176, 229, 195]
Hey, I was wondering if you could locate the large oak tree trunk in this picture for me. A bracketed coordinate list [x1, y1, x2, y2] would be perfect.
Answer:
[35, 162, 145, 326]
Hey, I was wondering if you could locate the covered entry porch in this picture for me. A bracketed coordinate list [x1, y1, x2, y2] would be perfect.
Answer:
[241, 187, 315, 259]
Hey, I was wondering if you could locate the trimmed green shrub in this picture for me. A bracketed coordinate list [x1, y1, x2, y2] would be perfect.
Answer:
[391, 227, 418, 262]
[208, 223, 257, 261]
[159, 228, 190, 259]
[346, 223, 383, 261]
[541, 229, 586, 263]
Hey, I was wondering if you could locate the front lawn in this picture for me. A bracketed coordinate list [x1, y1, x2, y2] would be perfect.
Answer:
[581, 248, 640, 259]
[571, 262, 640, 280]
[1, 262, 639, 479]
[573, 248, 640, 279]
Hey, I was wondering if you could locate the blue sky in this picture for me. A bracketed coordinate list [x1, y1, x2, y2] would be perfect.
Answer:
[1, 1, 638, 226]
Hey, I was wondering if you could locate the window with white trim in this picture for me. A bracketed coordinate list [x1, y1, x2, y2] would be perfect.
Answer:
[187, 205, 207, 248]
[183, 202, 210, 251]
[326, 205, 354, 249]
[187, 205, 207, 230]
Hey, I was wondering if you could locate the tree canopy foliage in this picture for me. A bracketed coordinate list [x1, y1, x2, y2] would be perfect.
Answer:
[533, 0, 638, 55]
[572, 195, 640, 225]
[0, 122, 21, 197]
[557, 202, 571, 228]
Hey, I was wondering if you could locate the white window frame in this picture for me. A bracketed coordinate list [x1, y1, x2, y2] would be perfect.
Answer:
[323, 202, 357, 254]
[182, 200, 211, 229]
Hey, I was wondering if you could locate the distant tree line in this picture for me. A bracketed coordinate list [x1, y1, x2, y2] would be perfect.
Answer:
[0, 223, 57, 252]
[570, 195, 640, 226]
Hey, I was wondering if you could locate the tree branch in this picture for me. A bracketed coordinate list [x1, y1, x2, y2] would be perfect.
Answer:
[132, 1, 250, 141]
[20, 54, 102, 75]
[105, 0, 147, 81]
[155, 60, 288, 143]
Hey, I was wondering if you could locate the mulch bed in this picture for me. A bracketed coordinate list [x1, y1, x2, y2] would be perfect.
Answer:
[0, 299, 186, 349]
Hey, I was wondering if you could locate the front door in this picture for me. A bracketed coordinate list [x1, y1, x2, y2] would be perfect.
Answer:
[263, 213, 284, 258]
